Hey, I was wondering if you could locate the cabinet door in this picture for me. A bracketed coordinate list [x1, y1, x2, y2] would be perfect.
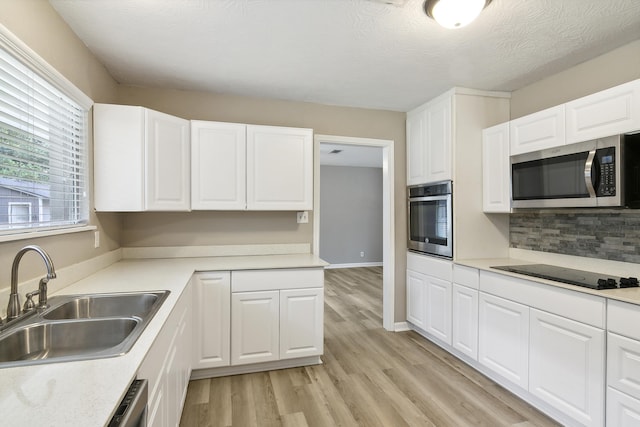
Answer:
[191, 121, 246, 210]
[566, 79, 640, 144]
[425, 95, 452, 183]
[406, 269, 427, 329]
[510, 105, 565, 156]
[529, 309, 604, 427]
[608, 332, 640, 400]
[280, 288, 324, 359]
[406, 108, 428, 185]
[246, 125, 313, 210]
[192, 272, 231, 369]
[607, 387, 640, 427]
[231, 290, 279, 365]
[482, 122, 510, 213]
[425, 275, 452, 345]
[478, 292, 529, 389]
[452, 283, 478, 360]
[145, 109, 191, 211]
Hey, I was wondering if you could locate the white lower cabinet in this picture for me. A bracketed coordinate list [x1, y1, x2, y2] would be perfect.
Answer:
[478, 292, 529, 389]
[406, 269, 428, 330]
[452, 283, 478, 360]
[280, 288, 324, 359]
[138, 285, 192, 427]
[529, 308, 605, 427]
[192, 272, 231, 369]
[607, 387, 640, 427]
[231, 290, 280, 365]
[425, 276, 452, 345]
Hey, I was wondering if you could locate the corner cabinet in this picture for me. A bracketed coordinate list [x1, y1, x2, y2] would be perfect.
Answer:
[94, 104, 191, 212]
[482, 122, 511, 213]
[190, 121, 313, 211]
[406, 93, 452, 185]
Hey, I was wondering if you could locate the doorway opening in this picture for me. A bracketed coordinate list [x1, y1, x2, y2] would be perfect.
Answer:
[313, 134, 395, 331]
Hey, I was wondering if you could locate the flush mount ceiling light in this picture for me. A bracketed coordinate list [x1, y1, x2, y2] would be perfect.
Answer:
[424, 0, 492, 29]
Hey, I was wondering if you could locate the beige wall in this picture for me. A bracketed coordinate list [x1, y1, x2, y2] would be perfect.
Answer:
[0, 0, 120, 288]
[116, 86, 408, 321]
[511, 39, 640, 119]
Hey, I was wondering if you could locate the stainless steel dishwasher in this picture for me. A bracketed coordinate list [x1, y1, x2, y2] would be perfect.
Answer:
[108, 379, 148, 427]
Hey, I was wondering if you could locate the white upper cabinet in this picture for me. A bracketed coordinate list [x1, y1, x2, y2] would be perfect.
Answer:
[406, 92, 452, 185]
[94, 104, 190, 212]
[566, 79, 640, 143]
[191, 121, 246, 210]
[482, 122, 510, 213]
[246, 125, 313, 210]
[510, 105, 565, 156]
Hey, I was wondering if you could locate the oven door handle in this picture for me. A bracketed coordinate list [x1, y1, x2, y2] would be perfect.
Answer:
[584, 149, 597, 198]
[408, 195, 450, 202]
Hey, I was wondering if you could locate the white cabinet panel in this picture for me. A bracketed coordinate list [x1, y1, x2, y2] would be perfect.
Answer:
[510, 105, 565, 155]
[191, 121, 246, 210]
[231, 290, 280, 365]
[425, 95, 452, 183]
[478, 292, 529, 389]
[452, 264, 479, 290]
[452, 283, 478, 360]
[529, 309, 604, 427]
[406, 109, 428, 185]
[482, 122, 511, 213]
[566, 79, 640, 143]
[406, 269, 427, 329]
[280, 288, 324, 359]
[425, 276, 452, 345]
[607, 387, 640, 427]
[192, 272, 231, 369]
[608, 332, 640, 400]
[246, 125, 313, 210]
[93, 103, 190, 212]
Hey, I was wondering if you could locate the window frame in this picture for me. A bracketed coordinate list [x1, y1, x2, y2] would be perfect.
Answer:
[0, 23, 95, 240]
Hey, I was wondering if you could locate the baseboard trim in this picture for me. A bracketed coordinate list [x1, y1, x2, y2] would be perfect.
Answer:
[394, 321, 410, 332]
[325, 262, 383, 269]
[190, 356, 323, 380]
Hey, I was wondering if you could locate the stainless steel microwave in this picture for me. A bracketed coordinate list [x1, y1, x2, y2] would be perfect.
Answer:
[511, 134, 640, 209]
[407, 181, 453, 258]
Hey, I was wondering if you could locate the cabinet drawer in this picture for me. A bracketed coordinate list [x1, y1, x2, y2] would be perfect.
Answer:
[407, 251, 452, 281]
[608, 299, 640, 341]
[607, 386, 640, 426]
[453, 264, 479, 289]
[232, 268, 324, 292]
[480, 270, 605, 328]
[608, 332, 640, 400]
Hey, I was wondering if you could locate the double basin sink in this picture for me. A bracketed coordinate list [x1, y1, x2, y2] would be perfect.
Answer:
[0, 290, 169, 368]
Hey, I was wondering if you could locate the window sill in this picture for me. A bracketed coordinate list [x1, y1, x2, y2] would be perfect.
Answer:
[0, 225, 97, 243]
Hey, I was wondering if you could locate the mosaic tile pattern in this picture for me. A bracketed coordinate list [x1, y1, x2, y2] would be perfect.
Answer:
[510, 210, 640, 264]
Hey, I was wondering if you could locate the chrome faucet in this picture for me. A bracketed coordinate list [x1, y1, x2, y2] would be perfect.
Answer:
[6, 245, 56, 322]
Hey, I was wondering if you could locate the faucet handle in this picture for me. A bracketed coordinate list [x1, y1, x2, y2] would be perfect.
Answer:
[23, 291, 39, 313]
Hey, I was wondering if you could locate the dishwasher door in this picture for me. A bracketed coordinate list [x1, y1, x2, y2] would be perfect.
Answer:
[108, 379, 148, 427]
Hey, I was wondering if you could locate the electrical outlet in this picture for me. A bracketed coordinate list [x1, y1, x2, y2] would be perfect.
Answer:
[297, 211, 309, 224]
[94, 230, 100, 248]
[360, 251, 365, 258]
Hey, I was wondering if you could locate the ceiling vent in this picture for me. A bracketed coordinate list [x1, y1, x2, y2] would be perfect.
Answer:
[329, 149, 343, 154]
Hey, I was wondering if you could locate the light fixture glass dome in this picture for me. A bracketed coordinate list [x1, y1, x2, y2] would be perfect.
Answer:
[425, 0, 491, 29]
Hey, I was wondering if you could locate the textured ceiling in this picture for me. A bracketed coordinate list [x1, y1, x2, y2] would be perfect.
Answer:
[49, 0, 640, 112]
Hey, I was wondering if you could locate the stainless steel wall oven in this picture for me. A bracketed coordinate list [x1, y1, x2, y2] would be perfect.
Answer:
[407, 181, 453, 258]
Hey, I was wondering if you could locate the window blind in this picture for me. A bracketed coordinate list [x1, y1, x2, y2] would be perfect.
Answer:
[0, 43, 88, 231]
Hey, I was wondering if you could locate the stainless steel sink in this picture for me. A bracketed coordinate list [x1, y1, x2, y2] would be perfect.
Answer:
[43, 292, 165, 320]
[0, 290, 170, 368]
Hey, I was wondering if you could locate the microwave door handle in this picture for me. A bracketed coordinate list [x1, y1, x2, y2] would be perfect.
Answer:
[584, 149, 597, 198]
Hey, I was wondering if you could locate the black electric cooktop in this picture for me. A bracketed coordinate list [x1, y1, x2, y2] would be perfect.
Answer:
[491, 264, 639, 290]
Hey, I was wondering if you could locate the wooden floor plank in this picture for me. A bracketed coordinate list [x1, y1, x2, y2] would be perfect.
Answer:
[180, 266, 560, 427]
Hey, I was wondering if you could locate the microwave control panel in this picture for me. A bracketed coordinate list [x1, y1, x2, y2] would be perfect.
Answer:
[596, 147, 616, 197]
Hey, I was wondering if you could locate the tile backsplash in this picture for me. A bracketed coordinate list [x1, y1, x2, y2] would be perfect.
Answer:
[510, 210, 640, 264]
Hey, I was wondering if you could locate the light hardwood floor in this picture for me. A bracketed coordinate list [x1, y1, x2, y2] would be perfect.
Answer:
[180, 267, 560, 427]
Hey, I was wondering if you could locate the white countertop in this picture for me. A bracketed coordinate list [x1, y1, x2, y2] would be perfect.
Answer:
[0, 253, 327, 427]
[456, 256, 640, 306]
